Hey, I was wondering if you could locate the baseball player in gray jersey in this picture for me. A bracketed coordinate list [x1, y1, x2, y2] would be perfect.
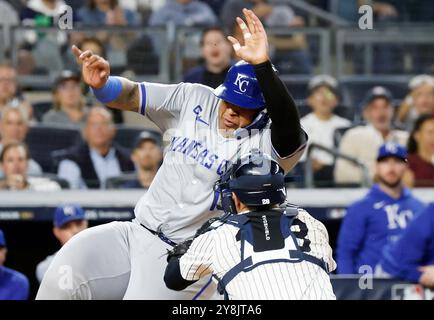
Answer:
[37, 9, 308, 299]
[164, 152, 336, 300]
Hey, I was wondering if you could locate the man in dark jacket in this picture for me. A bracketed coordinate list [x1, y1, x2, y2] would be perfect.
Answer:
[57, 106, 133, 189]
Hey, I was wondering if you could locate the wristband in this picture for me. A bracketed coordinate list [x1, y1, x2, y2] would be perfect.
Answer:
[91, 76, 122, 104]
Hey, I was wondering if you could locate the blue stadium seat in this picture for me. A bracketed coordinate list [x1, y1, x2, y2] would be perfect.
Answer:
[26, 126, 83, 173]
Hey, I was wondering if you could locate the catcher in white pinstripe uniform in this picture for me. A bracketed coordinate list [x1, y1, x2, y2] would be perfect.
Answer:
[164, 151, 337, 300]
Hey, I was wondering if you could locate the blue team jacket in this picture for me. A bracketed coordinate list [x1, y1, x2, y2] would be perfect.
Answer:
[337, 184, 425, 274]
[381, 203, 434, 282]
[0, 266, 30, 300]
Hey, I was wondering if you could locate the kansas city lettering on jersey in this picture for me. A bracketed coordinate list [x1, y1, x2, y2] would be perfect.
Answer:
[168, 136, 231, 175]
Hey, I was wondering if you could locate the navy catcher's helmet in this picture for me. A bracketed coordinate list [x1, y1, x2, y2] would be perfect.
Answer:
[214, 60, 266, 110]
[217, 150, 286, 215]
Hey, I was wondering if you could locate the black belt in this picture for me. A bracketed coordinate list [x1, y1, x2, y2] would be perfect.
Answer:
[140, 224, 177, 247]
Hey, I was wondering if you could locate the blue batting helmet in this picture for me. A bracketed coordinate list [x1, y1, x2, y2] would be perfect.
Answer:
[214, 60, 266, 110]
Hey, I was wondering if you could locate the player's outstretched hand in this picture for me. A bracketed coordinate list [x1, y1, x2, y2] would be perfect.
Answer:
[72, 45, 110, 89]
[228, 8, 269, 65]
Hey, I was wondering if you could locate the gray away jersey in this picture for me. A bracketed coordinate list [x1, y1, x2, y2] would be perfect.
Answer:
[134, 82, 306, 242]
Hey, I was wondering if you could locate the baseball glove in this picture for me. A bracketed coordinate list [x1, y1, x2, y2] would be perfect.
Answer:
[166, 239, 193, 262]
[166, 217, 222, 262]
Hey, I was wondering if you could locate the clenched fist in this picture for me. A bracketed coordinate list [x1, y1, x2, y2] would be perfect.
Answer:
[72, 45, 110, 89]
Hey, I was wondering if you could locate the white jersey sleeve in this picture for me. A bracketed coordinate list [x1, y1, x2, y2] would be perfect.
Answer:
[137, 82, 193, 132]
[295, 209, 337, 273]
[179, 231, 215, 281]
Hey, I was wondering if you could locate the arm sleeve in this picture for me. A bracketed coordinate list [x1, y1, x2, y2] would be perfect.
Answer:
[299, 210, 337, 272]
[336, 204, 367, 274]
[164, 258, 198, 291]
[253, 61, 307, 172]
[381, 205, 433, 282]
[178, 232, 214, 281]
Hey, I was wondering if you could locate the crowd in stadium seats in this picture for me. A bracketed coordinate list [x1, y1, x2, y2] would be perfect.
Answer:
[0, 1, 432, 190]
[0, 0, 434, 299]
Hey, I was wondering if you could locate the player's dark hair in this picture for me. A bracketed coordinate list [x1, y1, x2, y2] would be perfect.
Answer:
[200, 26, 228, 46]
[0, 142, 30, 163]
[407, 113, 434, 154]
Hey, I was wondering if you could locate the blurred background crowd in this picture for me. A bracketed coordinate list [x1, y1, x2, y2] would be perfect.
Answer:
[0, 0, 434, 299]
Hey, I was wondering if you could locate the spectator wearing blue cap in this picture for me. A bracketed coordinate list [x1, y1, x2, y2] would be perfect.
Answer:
[380, 202, 434, 288]
[0, 229, 30, 300]
[36, 204, 88, 283]
[334, 86, 408, 185]
[336, 142, 425, 275]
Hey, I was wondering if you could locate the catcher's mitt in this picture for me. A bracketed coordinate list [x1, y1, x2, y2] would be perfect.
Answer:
[166, 217, 222, 262]
[166, 239, 193, 262]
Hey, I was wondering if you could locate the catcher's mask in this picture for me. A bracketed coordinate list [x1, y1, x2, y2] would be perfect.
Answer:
[216, 150, 287, 216]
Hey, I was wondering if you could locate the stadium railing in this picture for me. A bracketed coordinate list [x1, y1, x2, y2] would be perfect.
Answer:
[9, 26, 171, 90]
[336, 25, 434, 77]
[304, 143, 370, 188]
[0, 189, 432, 223]
[173, 26, 332, 82]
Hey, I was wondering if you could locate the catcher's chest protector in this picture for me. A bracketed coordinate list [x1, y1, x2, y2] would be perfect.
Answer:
[217, 206, 329, 298]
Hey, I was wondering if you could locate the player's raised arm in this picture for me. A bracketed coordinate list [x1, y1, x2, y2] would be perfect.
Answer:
[72, 45, 139, 112]
[229, 9, 306, 159]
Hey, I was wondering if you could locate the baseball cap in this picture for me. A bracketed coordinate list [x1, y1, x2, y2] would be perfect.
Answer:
[377, 142, 407, 162]
[363, 86, 393, 107]
[134, 131, 162, 149]
[54, 70, 80, 89]
[308, 75, 339, 95]
[0, 229, 6, 247]
[408, 74, 434, 90]
[53, 204, 86, 228]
